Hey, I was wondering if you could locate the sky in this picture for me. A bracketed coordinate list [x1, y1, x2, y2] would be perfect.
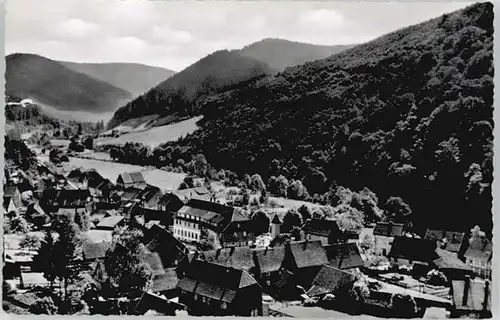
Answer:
[6, 0, 475, 72]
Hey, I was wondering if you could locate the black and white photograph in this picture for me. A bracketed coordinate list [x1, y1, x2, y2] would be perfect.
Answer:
[2, 0, 494, 318]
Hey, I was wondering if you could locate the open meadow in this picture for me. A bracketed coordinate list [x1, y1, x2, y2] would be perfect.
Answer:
[96, 116, 202, 148]
[38, 154, 186, 191]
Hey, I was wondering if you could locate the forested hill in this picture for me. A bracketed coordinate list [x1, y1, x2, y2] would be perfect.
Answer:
[107, 50, 275, 128]
[58, 61, 176, 97]
[238, 38, 354, 71]
[162, 2, 494, 233]
[6, 53, 132, 112]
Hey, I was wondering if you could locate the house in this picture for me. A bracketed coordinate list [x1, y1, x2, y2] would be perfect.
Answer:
[252, 246, 287, 287]
[137, 185, 164, 210]
[39, 189, 92, 214]
[433, 248, 474, 280]
[173, 187, 211, 202]
[158, 193, 186, 213]
[199, 246, 255, 273]
[303, 218, 342, 245]
[82, 241, 112, 262]
[464, 237, 492, 279]
[306, 264, 357, 298]
[173, 199, 252, 247]
[373, 222, 404, 256]
[116, 172, 146, 189]
[120, 187, 143, 204]
[424, 229, 467, 255]
[177, 259, 263, 316]
[4, 185, 22, 210]
[270, 214, 282, 238]
[450, 277, 491, 318]
[144, 224, 189, 268]
[5, 198, 19, 215]
[282, 240, 329, 290]
[387, 237, 439, 273]
[324, 242, 364, 271]
[95, 215, 126, 231]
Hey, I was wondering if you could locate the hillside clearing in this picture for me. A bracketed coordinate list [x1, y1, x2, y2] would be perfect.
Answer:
[97, 116, 202, 148]
[38, 155, 186, 191]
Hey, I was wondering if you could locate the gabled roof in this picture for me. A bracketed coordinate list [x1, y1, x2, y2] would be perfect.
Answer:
[121, 187, 143, 201]
[424, 229, 466, 253]
[118, 172, 145, 184]
[158, 193, 185, 211]
[172, 187, 211, 202]
[145, 224, 189, 267]
[252, 246, 286, 274]
[452, 279, 491, 312]
[288, 240, 329, 269]
[27, 202, 45, 216]
[464, 238, 492, 261]
[306, 265, 357, 297]
[176, 199, 248, 232]
[82, 241, 112, 260]
[137, 185, 163, 202]
[41, 189, 91, 208]
[324, 242, 363, 270]
[96, 215, 125, 229]
[303, 218, 341, 237]
[200, 247, 255, 272]
[373, 222, 404, 237]
[176, 260, 259, 303]
[388, 236, 439, 263]
[434, 248, 472, 272]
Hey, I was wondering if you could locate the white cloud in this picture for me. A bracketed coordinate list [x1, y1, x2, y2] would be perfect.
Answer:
[106, 36, 146, 57]
[54, 18, 101, 39]
[298, 9, 345, 29]
[152, 26, 193, 44]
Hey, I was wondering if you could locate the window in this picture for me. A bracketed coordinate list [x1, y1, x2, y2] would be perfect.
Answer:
[409, 260, 413, 264]
[221, 302, 228, 310]
[194, 294, 198, 301]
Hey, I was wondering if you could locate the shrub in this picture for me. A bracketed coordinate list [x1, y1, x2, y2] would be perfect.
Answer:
[426, 269, 448, 286]
[29, 296, 58, 315]
[390, 293, 418, 317]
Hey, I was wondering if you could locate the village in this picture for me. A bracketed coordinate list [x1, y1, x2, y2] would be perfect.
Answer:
[2, 131, 493, 318]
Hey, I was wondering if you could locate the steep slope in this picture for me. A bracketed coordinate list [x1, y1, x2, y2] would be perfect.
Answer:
[5, 53, 132, 113]
[238, 38, 354, 71]
[158, 3, 493, 233]
[58, 61, 176, 97]
[108, 50, 275, 128]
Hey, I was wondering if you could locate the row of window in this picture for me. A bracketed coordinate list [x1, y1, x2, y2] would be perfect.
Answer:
[174, 228, 199, 240]
[192, 293, 228, 309]
[175, 219, 200, 229]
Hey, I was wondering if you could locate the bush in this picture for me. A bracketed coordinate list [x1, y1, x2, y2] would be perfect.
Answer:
[390, 293, 418, 317]
[29, 296, 58, 315]
[426, 269, 448, 286]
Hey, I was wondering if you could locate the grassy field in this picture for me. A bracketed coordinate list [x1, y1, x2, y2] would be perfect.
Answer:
[38, 154, 186, 191]
[96, 116, 202, 148]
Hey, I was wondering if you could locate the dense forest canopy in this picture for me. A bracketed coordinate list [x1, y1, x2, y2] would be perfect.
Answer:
[154, 2, 494, 234]
[108, 50, 276, 128]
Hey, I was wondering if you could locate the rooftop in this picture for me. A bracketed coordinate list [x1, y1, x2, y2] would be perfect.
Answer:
[306, 265, 357, 297]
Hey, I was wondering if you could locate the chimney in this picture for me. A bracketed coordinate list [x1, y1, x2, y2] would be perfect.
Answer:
[483, 280, 490, 311]
[462, 275, 470, 306]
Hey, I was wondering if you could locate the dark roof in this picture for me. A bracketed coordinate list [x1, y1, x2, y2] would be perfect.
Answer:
[151, 268, 179, 293]
[41, 189, 91, 207]
[176, 260, 258, 303]
[138, 185, 163, 202]
[424, 229, 466, 253]
[434, 248, 472, 272]
[373, 222, 404, 237]
[464, 238, 492, 261]
[158, 193, 185, 211]
[118, 172, 145, 184]
[452, 279, 491, 312]
[303, 218, 341, 237]
[176, 199, 248, 232]
[306, 265, 357, 297]
[252, 247, 286, 273]
[82, 241, 112, 260]
[4, 185, 19, 197]
[96, 216, 124, 229]
[324, 242, 363, 270]
[200, 247, 255, 272]
[388, 236, 439, 263]
[288, 240, 329, 269]
[26, 202, 45, 216]
[145, 224, 189, 267]
[121, 187, 143, 201]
